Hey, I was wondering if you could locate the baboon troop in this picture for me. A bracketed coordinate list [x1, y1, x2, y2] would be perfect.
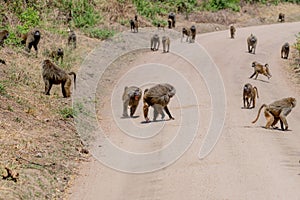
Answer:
[243, 83, 259, 109]
[150, 34, 160, 51]
[168, 12, 176, 29]
[162, 36, 170, 53]
[50, 48, 64, 63]
[68, 28, 77, 49]
[252, 97, 296, 131]
[42, 59, 76, 98]
[278, 13, 285, 22]
[230, 25, 236, 39]
[122, 86, 142, 118]
[0, 29, 9, 47]
[249, 61, 272, 80]
[21, 29, 41, 56]
[143, 83, 176, 122]
[281, 42, 289, 59]
[247, 34, 257, 54]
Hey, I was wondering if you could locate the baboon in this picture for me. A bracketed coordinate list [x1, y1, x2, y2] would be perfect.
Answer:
[281, 42, 289, 59]
[130, 19, 138, 33]
[252, 97, 296, 131]
[42, 59, 76, 98]
[122, 86, 142, 118]
[278, 13, 285, 22]
[21, 29, 41, 56]
[150, 34, 160, 51]
[181, 27, 191, 42]
[247, 34, 257, 54]
[0, 59, 6, 65]
[162, 36, 170, 53]
[168, 12, 176, 28]
[0, 30, 9, 47]
[50, 48, 64, 63]
[157, 23, 165, 31]
[243, 83, 259, 109]
[249, 61, 272, 80]
[190, 25, 196, 42]
[143, 83, 176, 122]
[68, 28, 77, 49]
[230, 25, 236, 39]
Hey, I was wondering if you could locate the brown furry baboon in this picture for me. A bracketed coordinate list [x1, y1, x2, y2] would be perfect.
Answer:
[143, 83, 176, 122]
[150, 34, 160, 51]
[42, 59, 76, 98]
[243, 83, 259, 109]
[50, 48, 64, 63]
[168, 12, 175, 29]
[0, 59, 6, 65]
[130, 15, 139, 33]
[122, 86, 142, 118]
[278, 13, 285, 22]
[162, 36, 170, 53]
[247, 34, 257, 54]
[157, 23, 165, 31]
[252, 97, 296, 131]
[281, 42, 289, 59]
[21, 29, 41, 56]
[181, 27, 191, 42]
[249, 61, 271, 80]
[68, 28, 77, 49]
[230, 25, 236, 39]
[190, 25, 196, 42]
[0, 30, 9, 47]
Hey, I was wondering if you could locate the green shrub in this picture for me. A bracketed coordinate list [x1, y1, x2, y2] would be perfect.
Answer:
[84, 28, 115, 40]
[59, 107, 76, 119]
[0, 83, 6, 95]
[202, 0, 240, 12]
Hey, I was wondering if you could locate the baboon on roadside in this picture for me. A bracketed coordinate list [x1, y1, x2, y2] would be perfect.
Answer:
[252, 97, 296, 131]
[190, 25, 196, 42]
[21, 29, 41, 56]
[50, 48, 64, 63]
[249, 61, 272, 80]
[243, 83, 259, 109]
[230, 25, 236, 39]
[122, 86, 142, 118]
[162, 36, 170, 53]
[0, 30, 9, 47]
[168, 12, 176, 28]
[278, 13, 285, 22]
[281, 42, 289, 59]
[0, 59, 6, 65]
[181, 27, 191, 42]
[157, 23, 165, 31]
[68, 29, 77, 49]
[130, 19, 138, 33]
[42, 59, 76, 98]
[247, 34, 257, 54]
[143, 83, 176, 122]
[150, 34, 160, 51]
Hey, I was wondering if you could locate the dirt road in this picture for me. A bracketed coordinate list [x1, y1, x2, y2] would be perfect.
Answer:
[69, 22, 300, 199]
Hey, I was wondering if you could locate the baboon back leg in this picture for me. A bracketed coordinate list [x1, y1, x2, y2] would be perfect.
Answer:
[143, 104, 150, 122]
[130, 105, 137, 117]
[264, 110, 274, 129]
[164, 106, 174, 120]
[123, 100, 129, 117]
[45, 81, 52, 95]
[249, 72, 256, 79]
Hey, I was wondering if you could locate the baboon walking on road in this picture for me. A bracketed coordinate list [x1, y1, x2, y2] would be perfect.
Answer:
[249, 61, 271, 80]
[162, 36, 170, 53]
[151, 34, 160, 51]
[243, 83, 259, 109]
[247, 34, 257, 54]
[281, 42, 289, 59]
[230, 25, 236, 39]
[122, 86, 142, 118]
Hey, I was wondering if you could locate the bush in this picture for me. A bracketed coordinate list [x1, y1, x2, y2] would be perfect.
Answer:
[59, 107, 76, 119]
[84, 28, 115, 40]
[202, 0, 240, 12]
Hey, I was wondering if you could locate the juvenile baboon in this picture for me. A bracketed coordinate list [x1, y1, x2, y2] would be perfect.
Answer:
[168, 12, 176, 28]
[252, 97, 296, 131]
[50, 48, 64, 63]
[230, 25, 236, 39]
[281, 42, 289, 59]
[278, 13, 285, 22]
[249, 61, 272, 80]
[150, 34, 160, 51]
[247, 34, 257, 54]
[143, 83, 176, 122]
[162, 36, 170, 53]
[0, 59, 6, 65]
[181, 27, 191, 42]
[42, 59, 76, 98]
[68, 28, 77, 49]
[157, 23, 165, 31]
[122, 86, 142, 118]
[21, 29, 41, 56]
[190, 25, 196, 42]
[130, 19, 138, 33]
[0, 30, 9, 47]
[243, 83, 259, 109]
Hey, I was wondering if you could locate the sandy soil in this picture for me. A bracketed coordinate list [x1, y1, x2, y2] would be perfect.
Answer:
[67, 22, 300, 199]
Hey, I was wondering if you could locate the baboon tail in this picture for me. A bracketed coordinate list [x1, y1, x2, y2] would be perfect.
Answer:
[252, 104, 267, 124]
[253, 87, 259, 98]
[68, 72, 76, 89]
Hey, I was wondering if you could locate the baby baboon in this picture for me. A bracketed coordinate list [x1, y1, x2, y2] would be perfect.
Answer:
[247, 34, 257, 54]
[162, 36, 170, 53]
[0, 30, 9, 47]
[249, 61, 271, 80]
[150, 34, 160, 51]
[168, 12, 176, 29]
[42, 59, 76, 98]
[181, 27, 191, 42]
[190, 25, 196, 42]
[252, 97, 296, 131]
[281, 42, 289, 59]
[68, 28, 77, 49]
[122, 86, 142, 118]
[243, 83, 259, 109]
[21, 29, 41, 56]
[229, 25, 236, 39]
[50, 48, 64, 63]
[278, 13, 285, 22]
[143, 83, 176, 122]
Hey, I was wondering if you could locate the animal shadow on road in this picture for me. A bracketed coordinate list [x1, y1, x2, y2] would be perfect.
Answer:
[121, 115, 140, 119]
[243, 125, 292, 132]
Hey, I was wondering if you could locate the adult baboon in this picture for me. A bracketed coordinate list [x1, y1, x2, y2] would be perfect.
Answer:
[0, 30, 9, 47]
[122, 86, 142, 118]
[190, 25, 196, 42]
[42, 59, 76, 98]
[249, 61, 271, 80]
[243, 83, 259, 109]
[278, 13, 285, 22]
[143, 83, 176, 122]
[252, 97, 296, 131]
[68, 28, 77, 49]
[21, 29, 41, 56]
[162, 36, 170, 53]
[168, 12, 176, 28]
[50, 48, 64, 63]
[247, 34, 257, 54]
[181, 27, 191, 42]
[281, 42, 289, 59]
[230, 25, 236, 39]
[130, 18, 138, 33]
[150, 34, 160, 51]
